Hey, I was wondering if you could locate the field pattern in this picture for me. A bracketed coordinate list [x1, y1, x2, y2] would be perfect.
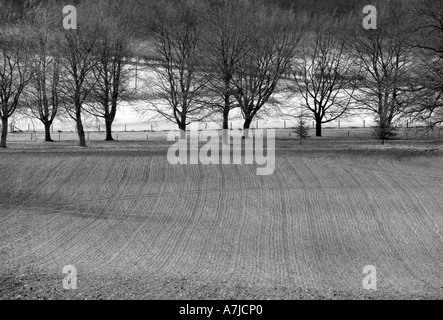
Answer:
[0, 142, 442, 299]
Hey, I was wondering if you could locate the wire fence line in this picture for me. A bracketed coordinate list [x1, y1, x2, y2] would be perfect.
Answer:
[6, 126, 443, 143]
[5, 117, 423, 133]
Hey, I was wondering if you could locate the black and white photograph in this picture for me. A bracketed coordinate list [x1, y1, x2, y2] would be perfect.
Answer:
[0, 0, 442, 307]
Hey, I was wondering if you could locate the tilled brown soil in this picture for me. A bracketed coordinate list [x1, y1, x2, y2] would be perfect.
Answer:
[1, 141, 442, 300]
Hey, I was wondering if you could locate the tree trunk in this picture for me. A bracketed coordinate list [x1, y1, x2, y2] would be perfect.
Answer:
[222, 106, 229, 144]
[223, 91, 230, 130]
[379, 115, 391, 143]
[44, 122, 53, 142]
[179, 122, 186, 140]
[105, 121, 114, 141]
[243, 117, 252, 138]
[1, 117, 8, 148]
[223, 112, 229, 130]
[76, 120, 86, 147]
[315, 119, 322, 137]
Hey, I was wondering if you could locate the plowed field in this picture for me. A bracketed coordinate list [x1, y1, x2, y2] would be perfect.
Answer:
[1, 140, 442, 299]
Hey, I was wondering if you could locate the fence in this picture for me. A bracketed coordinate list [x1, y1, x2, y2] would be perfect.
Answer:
[7, 125, 443, 143]
[10, 118, 380, 133]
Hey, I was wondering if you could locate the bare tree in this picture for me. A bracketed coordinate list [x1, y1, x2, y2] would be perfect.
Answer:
[350, 0, 418, 141]
[84, 1, 134, 141]
[407, 0, 443, 127]
[289, 12, 355, 137]
[24, 1, 61, 142]
[0, 13, 34, 148]
[201, 0, 252, 132]
[148, 0, 210, 138]
[231, 2, 304, 137]
[58, 3, 100, 147]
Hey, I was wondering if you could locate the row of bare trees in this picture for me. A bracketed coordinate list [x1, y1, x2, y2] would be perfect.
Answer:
[1, 0, 442, 147]
[148, 0, 443, 140]
[347, 0, 443, 140]
[285, 0, 442, 139]
[147, 0, 304, 139]
[0, 0, 134, 147]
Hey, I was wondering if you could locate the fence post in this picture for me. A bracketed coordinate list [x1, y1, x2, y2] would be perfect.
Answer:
[230, 122, 233, 130]
[363, 120, 365, 128]
[284, 121, 286, 129]
[124, 125, 127, 132]
[338, 121, 341, 129]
